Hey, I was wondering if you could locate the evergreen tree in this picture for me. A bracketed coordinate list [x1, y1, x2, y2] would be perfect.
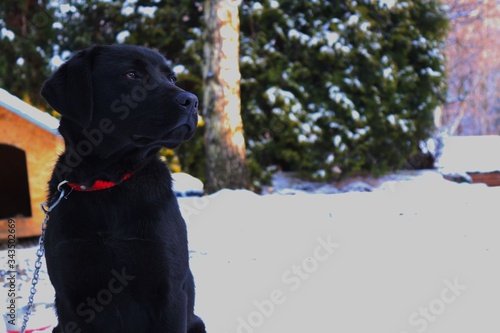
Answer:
[240, 0, 448, 179]
[0, 0, 55, 107]
[1, 0, 448, 185]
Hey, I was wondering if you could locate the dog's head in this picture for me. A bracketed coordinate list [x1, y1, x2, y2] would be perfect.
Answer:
[41, 45, 198, 151]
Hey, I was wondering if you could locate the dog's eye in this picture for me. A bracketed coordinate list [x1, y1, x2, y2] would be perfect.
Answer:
[169, 76, 177, 84]
[124, 71, 140, 80]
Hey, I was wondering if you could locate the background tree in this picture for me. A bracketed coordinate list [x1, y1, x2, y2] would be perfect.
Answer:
[1, 0, 450, 187]
[203, 0, 249, 192]
[240, 0, 448, 180]
[441, 0, 500, 135]
[0, 0, 55, 107]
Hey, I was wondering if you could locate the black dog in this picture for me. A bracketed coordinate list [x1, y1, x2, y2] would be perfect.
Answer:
[41, 45, 206, 333]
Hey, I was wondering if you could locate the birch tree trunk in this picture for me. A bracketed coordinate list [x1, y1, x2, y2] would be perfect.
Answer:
[203, 0, 249, 193]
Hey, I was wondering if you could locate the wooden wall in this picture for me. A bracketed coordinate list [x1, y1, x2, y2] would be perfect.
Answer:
[0, 106, 63, 239]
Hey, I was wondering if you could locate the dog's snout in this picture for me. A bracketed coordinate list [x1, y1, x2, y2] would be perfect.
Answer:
[175, 92, 198, 110]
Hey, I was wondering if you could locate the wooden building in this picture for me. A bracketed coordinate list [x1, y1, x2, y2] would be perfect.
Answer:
[0, 88, 63, 239]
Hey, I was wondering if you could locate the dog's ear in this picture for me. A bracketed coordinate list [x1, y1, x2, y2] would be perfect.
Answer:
[41, 47, 98, 128]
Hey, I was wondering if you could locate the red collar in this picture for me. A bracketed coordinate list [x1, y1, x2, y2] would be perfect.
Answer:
[68, 173, 133, 192]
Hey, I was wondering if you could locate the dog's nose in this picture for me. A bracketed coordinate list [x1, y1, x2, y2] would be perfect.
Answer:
[175, 92, 198, 110]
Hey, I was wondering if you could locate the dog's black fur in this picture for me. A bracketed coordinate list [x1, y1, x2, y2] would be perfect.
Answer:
[41, 45, 206, 333]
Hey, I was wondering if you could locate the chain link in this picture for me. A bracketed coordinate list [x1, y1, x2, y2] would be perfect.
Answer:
[19, 187, 67, 333]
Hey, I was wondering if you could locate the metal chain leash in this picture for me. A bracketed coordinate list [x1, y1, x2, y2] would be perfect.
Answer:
[19, 182, 69, 333]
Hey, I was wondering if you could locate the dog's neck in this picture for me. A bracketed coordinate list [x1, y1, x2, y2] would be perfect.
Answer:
[55, 143, 160, 187]
[54, 119, 163, 186]
[67, 172, 134, 191]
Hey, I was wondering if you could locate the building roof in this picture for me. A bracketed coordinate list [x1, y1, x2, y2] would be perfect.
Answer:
[436, 135, 500, 174]
[0, 88, 60, 136]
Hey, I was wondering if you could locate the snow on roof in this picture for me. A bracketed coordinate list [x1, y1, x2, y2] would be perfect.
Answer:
[0, 88, 60, 136]
[436, 135, 500, 173]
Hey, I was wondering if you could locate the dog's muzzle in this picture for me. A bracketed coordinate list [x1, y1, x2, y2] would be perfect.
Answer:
[132, 91, 199, 147]
[170, 91, 198, 137]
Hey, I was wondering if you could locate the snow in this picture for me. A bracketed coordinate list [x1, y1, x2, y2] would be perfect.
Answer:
[50, 55, 65, 68]
[121, 5, 134, 16]
[58, 4, 76, 14]
[354, 126, 368, 138]
[437, 135, 500, 174]
[319, 45, 334, 54]
[116, 30, 130, 44]
[324, 31, 340, 47]
[288, 29, 310, 44]
[347, 14, 360, 26]
[0, 88, 60, 135]
[360, 21, 371, 33]
[333, 135, 342, 147]
[251, 3, 263, 11]
[137, 6, 157, 18]
[387, 114, 397, 125]
[383, 67, 394, 80]
[398, 118, 410, 133]
[379, 0, 396, 9]
[413, 36, 428, 47]
[240, 55, 253, 65]
[328, 86, 355, 109]
[172, 64, 187, 75]
[351, 110, 360, 121]
[343, 77, 362, 88]
[2, 172, 499, 332]
[184, 173, 500, 332]
[52, 22, 63, 30]
[421, 67, 442, 78]
[334, 42, 352, 54]
[172, 172, 204, 197]
[297, 133, 318, 144]
[0, 27, 15, 41]
[264, 87, 297, 107]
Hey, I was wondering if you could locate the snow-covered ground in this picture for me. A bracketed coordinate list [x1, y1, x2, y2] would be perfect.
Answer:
[2, 171, 499, 332]
[185, 172, 499, 333]
[436, 135, 500, 174]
